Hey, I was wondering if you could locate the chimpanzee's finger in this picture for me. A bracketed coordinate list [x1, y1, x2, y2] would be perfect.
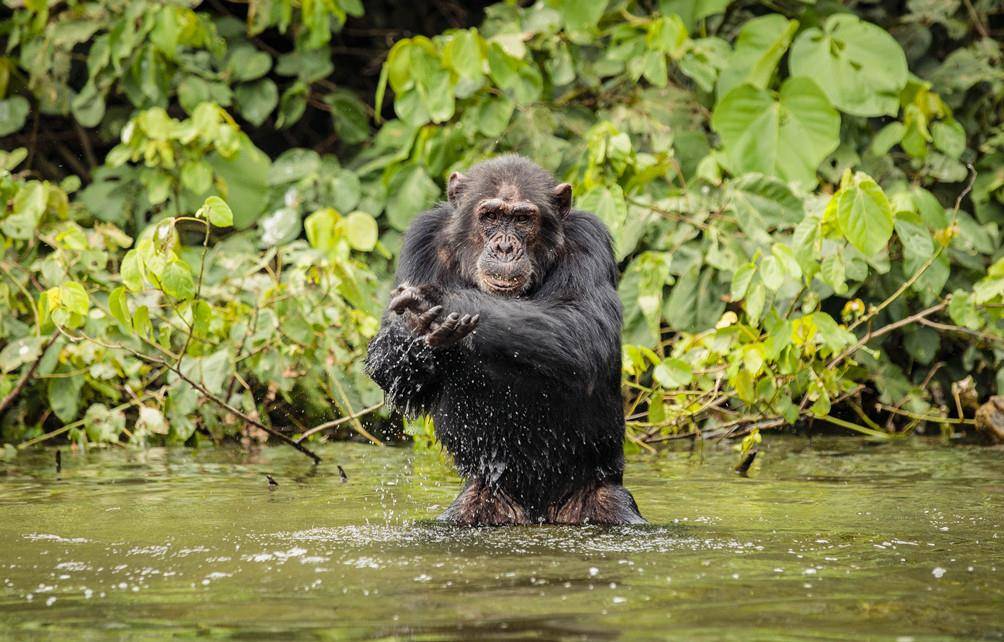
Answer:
[426, 313, 461, 346]
[389, 289, 422, 314]
[414, 305, 442, 333]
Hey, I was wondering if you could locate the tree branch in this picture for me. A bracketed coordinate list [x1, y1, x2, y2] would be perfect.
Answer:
[295, 402, 384, 443]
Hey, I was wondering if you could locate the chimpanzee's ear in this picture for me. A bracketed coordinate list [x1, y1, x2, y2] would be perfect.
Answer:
[552, 183, 572, 218]
[447, 172, 468, 208]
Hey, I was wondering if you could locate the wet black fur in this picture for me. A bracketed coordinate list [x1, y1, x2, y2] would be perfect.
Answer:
[365, 156, 643, 525]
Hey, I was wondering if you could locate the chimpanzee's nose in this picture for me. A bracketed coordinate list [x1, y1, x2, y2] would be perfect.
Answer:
[497, 238, 515, 254]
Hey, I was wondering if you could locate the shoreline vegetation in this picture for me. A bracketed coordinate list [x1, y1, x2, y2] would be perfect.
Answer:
[2, 1, 1003, 463]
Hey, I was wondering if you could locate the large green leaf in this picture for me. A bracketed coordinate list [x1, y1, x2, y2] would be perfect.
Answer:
[789, 14, 908, 117]
[712, 77, 840, 187]
[385, 165, 440, 231]
[48, 375, 84, 422]
[716, 15, 798, 99]
[344, 211, 379, 251]
[836, 173, 894, 256]
[207, 134, 270, 229]
[728, 174, 805, 244]
[235, 79, 278, 127]
[442, 29, 485, 79]
[552, 0, 608, 31]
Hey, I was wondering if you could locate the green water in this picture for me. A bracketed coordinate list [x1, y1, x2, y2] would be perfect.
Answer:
[0, 438, 1001, 641]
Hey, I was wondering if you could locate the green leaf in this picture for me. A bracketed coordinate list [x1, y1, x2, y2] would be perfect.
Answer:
[771, 243, 802, 280]
[488, 43, 542, 105]
[181, 159, 213, 194]
[931, 120, 966, 159]
[476, 96, 515, 137]
[819, 255, 843, 297]
[133, 305, 152, 338]
[716, 15, 798, 98]
[904, 326, 939, 365]
[731, 262, 756, 300]
[207, 134, 271, 228]
[871, 122, 905, 155]
[729, 174, 804, 242]
[443, 29, 484, 79]
[894, 211, 934, 264]
[228, 46, 272, 82]
[948, 290, 983, 329]
[59, 282, 90, 316]
[70, 83, 106, 128]
[712, 77, 840, 187]
[160, 261, 196, 300]
[235, 79, 278, 127]
[385, 165, 440, 231]
[83, 403, 125, 444]
[326, 89, 370, 144]
[577, 185, 627, 235]
[789, 14, 908, 117]
[108, 287, 130, 329]
[136, 405, 169, 435]
[305, 207, 340, 254]
[759, 256, 784, 291]
[259, 207, 301, 246]
[836, 173, 894, 256]
[0, 96, 30, 136]
[121, 250, 146, 292]
[197, 196, 234, 228]
[653, 357, 693, 388]
[744, 279, 767, 322]
[344, 211, 379, 251]
[48, 375, 84, 422]
[554, 0, 608, 31]
[0, 337, 44, 374]
[660, 0, 730, 30]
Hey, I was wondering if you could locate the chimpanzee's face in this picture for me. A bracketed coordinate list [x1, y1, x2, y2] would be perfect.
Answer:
[446, 157, 572, 297]
[474, 184, 540, 296]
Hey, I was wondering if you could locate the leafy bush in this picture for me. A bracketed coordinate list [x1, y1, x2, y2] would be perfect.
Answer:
[2, 0, 1002, 456]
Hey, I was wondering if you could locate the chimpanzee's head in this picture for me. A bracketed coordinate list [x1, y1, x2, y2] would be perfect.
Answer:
[446, 155, 571, 296]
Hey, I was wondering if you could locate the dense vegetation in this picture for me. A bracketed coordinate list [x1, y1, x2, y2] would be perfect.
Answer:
[2, 0, 1002, 459]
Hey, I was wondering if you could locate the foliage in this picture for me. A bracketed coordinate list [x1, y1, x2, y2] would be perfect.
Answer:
[2, 0, 1003, 454]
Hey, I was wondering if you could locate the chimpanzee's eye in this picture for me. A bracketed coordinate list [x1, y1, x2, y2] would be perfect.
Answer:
[515, 213, 531, 225]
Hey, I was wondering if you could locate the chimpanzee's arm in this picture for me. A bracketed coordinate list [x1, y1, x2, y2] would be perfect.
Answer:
[364, 207, 453, 414]
[444, 287, 620, 385]
[364, 315, 442, 416]
[444, 212, 622, 386]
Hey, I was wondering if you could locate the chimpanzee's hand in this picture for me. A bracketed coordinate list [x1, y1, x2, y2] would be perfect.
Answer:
[389, 283, 442, 332]
[388, 283, 477, 348]
[425, 312, 479, 348]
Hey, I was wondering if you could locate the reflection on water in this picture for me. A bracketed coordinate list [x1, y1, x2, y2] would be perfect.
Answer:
[0, 438, 1001, 640]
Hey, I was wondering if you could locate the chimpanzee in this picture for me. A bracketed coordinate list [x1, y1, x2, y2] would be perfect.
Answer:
[365, 155, 644, 526]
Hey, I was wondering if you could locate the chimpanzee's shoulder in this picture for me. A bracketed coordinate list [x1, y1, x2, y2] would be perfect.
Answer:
[559, 210, 618, 285]
[564, 210, 615, 258]
[396, 204, 453, 284]
[404, 204, 452, 240]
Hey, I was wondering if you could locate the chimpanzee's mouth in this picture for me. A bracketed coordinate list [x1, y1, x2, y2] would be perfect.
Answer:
[483, 274, 526, 294]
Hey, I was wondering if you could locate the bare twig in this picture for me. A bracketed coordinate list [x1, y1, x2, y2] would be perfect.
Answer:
[917, 317, 1004, 345]
[17, 393, 155, 450]
[828, 300, 948, 370]
[59, 326, 323, 463]
[295, 402, 384, 443]
[875, 402, 975, 426]
[163, 357, 322, 463]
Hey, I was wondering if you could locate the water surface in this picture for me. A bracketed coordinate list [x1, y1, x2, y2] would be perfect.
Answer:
[1, 438, 1001, 640]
